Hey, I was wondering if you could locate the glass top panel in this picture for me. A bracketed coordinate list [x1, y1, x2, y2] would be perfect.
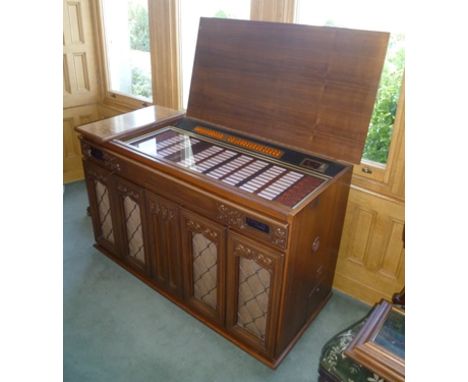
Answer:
[123, 128, 326, 208]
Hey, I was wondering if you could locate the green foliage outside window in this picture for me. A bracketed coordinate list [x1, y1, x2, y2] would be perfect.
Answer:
[131, 67, 152, 99]
[362, 34, 405, 164]
[128, 1, 151, 99]
[128, 2, 150, 52]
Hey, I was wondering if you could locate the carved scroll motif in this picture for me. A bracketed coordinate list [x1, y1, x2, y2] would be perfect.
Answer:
[88, 169, 107, 182]
[150, 200, 176, 222]
[82, 142, 121, 173]
[217, 203, 288, 250]
[185, 218, 219, 242]
[217, 203, 246, 229]
[117, 184, 140, 200]
[272, 227, 287, 249]
[233, 243, 274, 272]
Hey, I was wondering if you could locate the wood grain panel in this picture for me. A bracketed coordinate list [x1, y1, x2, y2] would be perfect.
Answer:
[187, 18, 389, 163]
[64, 55, 71, 94]
[72, 52, 90, 92]
[63, 0, 99, 108]
[334, 187, 404, 304]
[67, 1, 85, 43]
[345, 206, 376, 265]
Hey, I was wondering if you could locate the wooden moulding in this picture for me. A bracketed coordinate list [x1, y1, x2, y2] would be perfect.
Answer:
[187, 18, 389, 164]
[345, 300, 405, 382]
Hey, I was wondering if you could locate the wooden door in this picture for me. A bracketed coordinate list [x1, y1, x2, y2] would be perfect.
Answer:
[180, 209, 226, 326]
[83, 160, 119, 256]
[113, 176, 150, 275]
[146, 191, 183, 298]
[226, 231, 284, 357]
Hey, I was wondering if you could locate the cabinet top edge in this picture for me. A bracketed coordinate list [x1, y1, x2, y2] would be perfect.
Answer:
[75, 105, 185, 143]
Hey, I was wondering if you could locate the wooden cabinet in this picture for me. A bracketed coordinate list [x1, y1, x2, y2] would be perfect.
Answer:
[226, 232, 284, 357]
[80, 138, 352, 368]
[145, 192, 183, 297]
[180, 209, 226, 326]
[84, 161, 119, 256]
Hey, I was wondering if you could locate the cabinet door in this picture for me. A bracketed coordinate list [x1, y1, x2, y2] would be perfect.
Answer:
[180, 209, 226, 326]
[84, 160, 119, 256]
[226, 231, 284, 357]
[146, 191, 183, 297]
[114, 176, 149, 275]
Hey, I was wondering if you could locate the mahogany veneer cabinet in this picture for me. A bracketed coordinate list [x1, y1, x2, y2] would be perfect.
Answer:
[77, 19, 389, 368]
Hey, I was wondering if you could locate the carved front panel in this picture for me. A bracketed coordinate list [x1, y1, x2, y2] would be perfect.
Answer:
[146, 192, 182, 297]
[84, 161, 119, 256]
[123, 196, 145, 264]
[95, 180, 114, 244]
[192, 233, 218, 309]
[115, 177, 148, 273]
[181, 209, 226, 325]
[227, 232, 283, 356]
[216, 203, 289, 250]
[237, 257, 271, 339]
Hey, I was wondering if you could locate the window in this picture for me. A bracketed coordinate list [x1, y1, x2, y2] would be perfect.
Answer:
[179, 0, 251, 108]
[296, 0, 405, 165]
[101, 0, 152, 101]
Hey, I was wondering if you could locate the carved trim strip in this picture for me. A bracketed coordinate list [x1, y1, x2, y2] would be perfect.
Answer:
[217, 203, 288, 250]
[82, 142, 121, 173]
[185, 218, 219, 242]
[233, 243, 274, 272]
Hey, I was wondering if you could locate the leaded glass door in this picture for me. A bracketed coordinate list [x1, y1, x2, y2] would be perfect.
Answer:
[180, 209, 226, 326]
[114, 176, 149, 275]
[226, 231, 283, 356]
[84, 160, 119, 257]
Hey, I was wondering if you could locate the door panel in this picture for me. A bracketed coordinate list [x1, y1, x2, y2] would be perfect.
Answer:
[226, 231, 284, 356]
[146, 191, 183, 297]
[180, 209, 226, 325]
[114, 176, 149, 275]
[83, 160, 119, 256]
[334, 187, 404, 303]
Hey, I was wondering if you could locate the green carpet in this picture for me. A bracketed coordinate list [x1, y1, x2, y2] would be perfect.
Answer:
[64, 181, 370, 382]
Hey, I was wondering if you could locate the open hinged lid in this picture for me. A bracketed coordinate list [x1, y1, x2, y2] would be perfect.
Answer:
[186, 18, 389, 164]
